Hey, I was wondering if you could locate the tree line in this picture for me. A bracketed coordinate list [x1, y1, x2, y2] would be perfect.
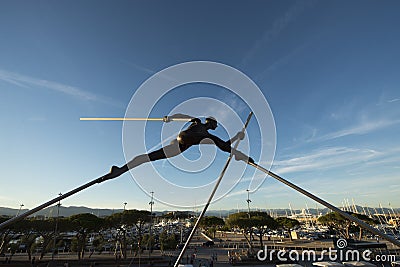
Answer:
[0, 210, 152, 261]
[202, 211, 379, 252]
[0, 209, 379, 262]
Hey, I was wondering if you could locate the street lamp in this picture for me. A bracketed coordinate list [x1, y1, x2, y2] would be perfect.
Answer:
[52, 193, 62, 261]
[16, 204, 24, 217]
[122, 202, 127, 259]
[246, 189, 252, 250]
[148, 192, 154, 259]
[246, 189, 251, 217]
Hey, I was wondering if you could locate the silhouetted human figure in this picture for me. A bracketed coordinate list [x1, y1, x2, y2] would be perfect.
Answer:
[104, 114, 254, 180]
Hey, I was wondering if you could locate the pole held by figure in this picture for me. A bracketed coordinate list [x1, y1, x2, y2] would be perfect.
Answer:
[80, 117, 190, 122]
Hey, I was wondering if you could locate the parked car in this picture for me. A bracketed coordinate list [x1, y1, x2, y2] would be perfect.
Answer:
[202, 241, 214, 247]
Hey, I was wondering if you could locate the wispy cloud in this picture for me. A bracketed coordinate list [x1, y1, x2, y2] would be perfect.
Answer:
[228, 145, 391, 195]
[123, 61, 157, 75]
[241, 0, 315, 67]
[221, 93, 247, 114]
[245, 171, 399, 206]
[0, 69, 124, 108]
[314, 119, 400, 141]
[361, 147, 400, 169]
[226, 181, 293, 202]
[255, 41, 311, 81]
[270, 147, 380, 174]
[123, 60, 181, 84]
[388, 98, 400, 103]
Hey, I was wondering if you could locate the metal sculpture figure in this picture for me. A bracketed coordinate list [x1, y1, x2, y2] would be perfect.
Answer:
[104, 114, 254, 180]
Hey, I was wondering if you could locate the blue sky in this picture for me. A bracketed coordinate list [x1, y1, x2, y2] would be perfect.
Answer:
[1, 0, 399, 213]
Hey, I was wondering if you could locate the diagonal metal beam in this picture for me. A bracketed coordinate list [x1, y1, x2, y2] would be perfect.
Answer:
[0, 175, 109, 230]
[248, 162, 400, 248]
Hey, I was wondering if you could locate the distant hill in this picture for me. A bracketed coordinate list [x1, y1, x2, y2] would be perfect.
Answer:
[1, 205, 398, 219]
[0, 206, 124, 218]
